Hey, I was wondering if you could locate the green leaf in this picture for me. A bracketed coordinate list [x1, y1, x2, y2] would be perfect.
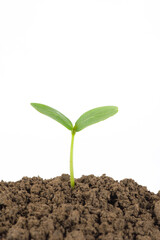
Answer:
[31, 103, 73, 131]
[74, 106, 118, 132]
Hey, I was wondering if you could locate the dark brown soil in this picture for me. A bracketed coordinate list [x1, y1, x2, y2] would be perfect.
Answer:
[0, 174, 160, 240]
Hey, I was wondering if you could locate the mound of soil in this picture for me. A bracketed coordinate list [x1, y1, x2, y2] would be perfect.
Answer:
[0, 174, 160, 240]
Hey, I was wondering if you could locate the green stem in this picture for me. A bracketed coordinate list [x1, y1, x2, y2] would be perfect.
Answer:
[70, 130, 75, 188]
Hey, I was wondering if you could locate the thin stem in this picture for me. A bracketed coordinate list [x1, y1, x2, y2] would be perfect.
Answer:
[70, 130, 75, 188]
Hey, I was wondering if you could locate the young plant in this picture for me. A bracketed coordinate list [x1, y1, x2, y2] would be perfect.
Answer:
[30, 103, 118, 188]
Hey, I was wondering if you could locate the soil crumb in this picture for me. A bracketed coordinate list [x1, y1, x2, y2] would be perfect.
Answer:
[0, 174, 160, 240]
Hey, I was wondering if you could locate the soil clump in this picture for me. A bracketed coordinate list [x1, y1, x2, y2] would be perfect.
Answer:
[0, 174, 160, 240]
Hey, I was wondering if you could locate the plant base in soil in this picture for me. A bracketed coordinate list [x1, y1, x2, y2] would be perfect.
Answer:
[0, 174, 160, 240]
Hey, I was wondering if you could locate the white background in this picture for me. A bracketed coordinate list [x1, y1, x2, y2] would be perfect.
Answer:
[0, 0, 160, 193]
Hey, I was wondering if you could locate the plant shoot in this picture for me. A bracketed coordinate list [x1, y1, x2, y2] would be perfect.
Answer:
[31, 103, 118, 188]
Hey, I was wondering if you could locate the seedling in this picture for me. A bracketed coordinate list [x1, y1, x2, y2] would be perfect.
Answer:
[31, 103, 118, 188]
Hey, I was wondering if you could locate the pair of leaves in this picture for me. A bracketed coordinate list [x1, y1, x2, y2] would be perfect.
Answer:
[31, 103, 118, 132]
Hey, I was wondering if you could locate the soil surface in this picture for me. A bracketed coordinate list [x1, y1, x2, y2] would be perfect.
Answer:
[0, 174, 160, 240]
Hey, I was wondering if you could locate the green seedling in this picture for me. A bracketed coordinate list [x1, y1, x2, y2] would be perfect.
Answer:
[31, 103, 118, 188]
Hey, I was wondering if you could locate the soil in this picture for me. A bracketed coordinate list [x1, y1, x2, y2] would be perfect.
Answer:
[0, 174, 160, 240]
